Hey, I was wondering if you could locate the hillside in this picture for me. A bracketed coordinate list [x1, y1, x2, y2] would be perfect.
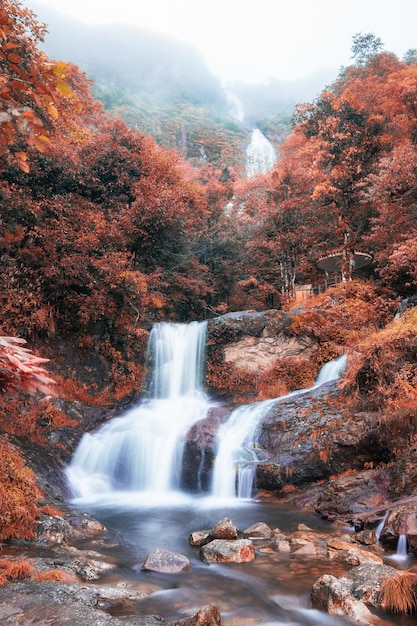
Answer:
[27, 1, 334, 168]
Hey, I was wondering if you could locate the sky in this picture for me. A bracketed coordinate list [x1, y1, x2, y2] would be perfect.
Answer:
[28, 0, 417, 84]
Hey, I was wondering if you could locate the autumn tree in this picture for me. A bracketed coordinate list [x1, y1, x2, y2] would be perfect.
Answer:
[0, 0, 65, 171]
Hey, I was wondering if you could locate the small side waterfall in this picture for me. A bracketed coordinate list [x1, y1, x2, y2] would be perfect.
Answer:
[66, 322, 212, 501]
[395, 534, 409, 560]
[210, 354, 347, 500]
[246, 129, 276, 178]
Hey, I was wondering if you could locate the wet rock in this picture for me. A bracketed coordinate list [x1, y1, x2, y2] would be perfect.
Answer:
[354, 529, 377, 545]
[0, 580, 154, 625]
[311, 562, 399, 626]
[67, 556, 116, 580]
[327, 540, 383, 565]
[141, 549, 191, 573]
[66, 508, 107, 538]
[169, 604, 221, 626]
[211, 518, 239, 540]
[293, 542, 318, 556]
[182, 406, 229, 493]
[243, 521, 274, 539]
[273, 539, 291, 553]
[200, 539, 255, 564]
[189, 530, 211, 547]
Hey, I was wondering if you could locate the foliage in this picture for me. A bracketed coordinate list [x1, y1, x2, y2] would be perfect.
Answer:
[0, 556, 76, 585]
[379, 570, 417, 613]
[0, 335, 55, 395]
[286, 281, 398, 349]
[0, 437, 42, 541]
[350, 32, 384, 66]
[338, 307, 417, 457]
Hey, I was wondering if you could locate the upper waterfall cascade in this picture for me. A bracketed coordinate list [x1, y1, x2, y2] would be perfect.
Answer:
[66, 321, 213, 500]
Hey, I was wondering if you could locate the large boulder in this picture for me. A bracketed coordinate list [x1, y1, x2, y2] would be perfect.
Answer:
[311, 562, 399, 625]
[255, 389, 392, 495]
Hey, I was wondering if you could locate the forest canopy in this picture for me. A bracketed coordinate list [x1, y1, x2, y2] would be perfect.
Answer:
[0, 2, 416, 398]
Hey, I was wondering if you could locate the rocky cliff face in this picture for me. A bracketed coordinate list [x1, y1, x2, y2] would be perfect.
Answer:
[207, 310, 317, 373]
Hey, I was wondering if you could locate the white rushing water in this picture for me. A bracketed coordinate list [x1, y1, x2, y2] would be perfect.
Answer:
[246, 129, 277, 178]
[66, 322, 213, 501]
[66, 319, 346, 505]
[211, 354, 347, 500]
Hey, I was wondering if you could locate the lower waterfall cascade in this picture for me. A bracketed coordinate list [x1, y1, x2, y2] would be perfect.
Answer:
[210, 354, 347, 500]
[66, 322, 346, 504]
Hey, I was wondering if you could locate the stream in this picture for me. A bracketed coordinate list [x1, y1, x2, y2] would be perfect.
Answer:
[69, 494, 416, 626]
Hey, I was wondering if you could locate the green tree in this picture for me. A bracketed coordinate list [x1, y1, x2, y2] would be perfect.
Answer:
[351, 32, 384, 66]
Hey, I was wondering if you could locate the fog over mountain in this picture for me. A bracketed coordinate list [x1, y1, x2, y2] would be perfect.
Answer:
[31, 1, 334, 121]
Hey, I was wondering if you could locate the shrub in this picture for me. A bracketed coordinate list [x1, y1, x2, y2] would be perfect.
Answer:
[380, 570, 417, 614]
[0, 437, 42, 541]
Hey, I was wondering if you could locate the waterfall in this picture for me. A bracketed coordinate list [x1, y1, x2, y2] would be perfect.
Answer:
[66, 322, 212, 501]
[226, 90, 245, 123]
[375, 511, 389, 541]
[246, 129, 276, 178]
[393, 534, 409, 561]
[210, 354, 347, 500]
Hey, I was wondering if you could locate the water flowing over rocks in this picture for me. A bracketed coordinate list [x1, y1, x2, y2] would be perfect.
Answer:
[378, 505, 417, 553]
[200, 539, 256, 564]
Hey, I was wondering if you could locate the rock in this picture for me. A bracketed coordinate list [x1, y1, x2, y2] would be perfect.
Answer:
[315, 469, 391, 518]
[311, 574, 375, 625]
[273, 540, 291, 553]
[169, 604, 221, 626]
[327, 540, 383, 565]
[354, 529, 377, 545]
[189, 530, 211, 547]
[36, 514, 74, 546]
[345, 548, 383, 566]
[67, 556, 116, 580]
[141, 549, 191, 574]
[211, 518, 239, 540]
[243, 522, 274, 539]
[200, 539, 255, 564]
[0, 580, 155, 625]
[293, 542, 317, 556]
[389, 450, 417, 497]
[311, 562, 399, 625]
